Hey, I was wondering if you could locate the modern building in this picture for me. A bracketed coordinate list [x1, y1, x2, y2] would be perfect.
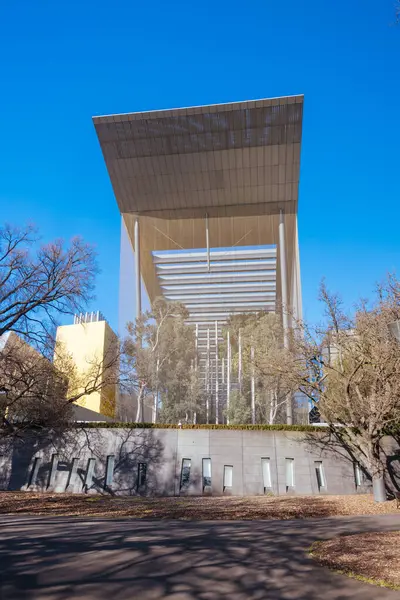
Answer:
[0, 331, 68, 423]
[55, 312, 154, 422]
[55, 312, 118, 419]
[93, 95, 304, 423]
[1, 330, 114, 424]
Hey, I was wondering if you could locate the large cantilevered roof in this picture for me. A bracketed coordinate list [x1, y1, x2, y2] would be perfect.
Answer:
[93, 95, 303, 219]
[94, 96, 304, 422]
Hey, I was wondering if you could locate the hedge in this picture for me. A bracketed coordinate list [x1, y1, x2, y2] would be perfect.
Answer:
[74, 422, 326, 432]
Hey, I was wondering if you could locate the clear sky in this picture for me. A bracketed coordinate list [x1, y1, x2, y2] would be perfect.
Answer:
[0, 0, 399, 332]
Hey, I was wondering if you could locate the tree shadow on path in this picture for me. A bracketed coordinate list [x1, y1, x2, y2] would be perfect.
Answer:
[1, 514, 400, 600]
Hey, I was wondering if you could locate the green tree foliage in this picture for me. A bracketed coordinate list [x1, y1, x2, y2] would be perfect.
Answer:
[123, 297, 204, 423]
[222, 312, 294, 424]
[225, 389, 251, 424]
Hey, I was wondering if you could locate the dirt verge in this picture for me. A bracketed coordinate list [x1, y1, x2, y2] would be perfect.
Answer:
[311, 531, 400, 590]
[0, 491, 399, 520]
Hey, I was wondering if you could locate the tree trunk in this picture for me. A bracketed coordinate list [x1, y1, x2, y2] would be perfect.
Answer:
[372, 476, 386, 502]
[268, 390, 277, 425]
[135, 384, 145, 423]
[135, 395, 141, 423]
[368, 444, 386, 502]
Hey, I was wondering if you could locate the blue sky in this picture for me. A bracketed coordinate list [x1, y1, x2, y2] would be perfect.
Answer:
[0, 0, 399, 332]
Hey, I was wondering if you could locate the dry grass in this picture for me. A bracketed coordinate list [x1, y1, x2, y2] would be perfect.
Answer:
[0, 492, 399, 520]
[311, 531, 400, 590]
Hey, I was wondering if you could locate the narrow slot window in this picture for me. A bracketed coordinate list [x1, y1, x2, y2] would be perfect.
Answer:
[223, 465, 233, 491]
[314, 461, 326, 489]
[261, 457, 271, 491]
[354, 463, 363, 487]
[47, 453, 59, 489]
[66, 457, 79, 490]
[202, 458, 211, 489]
[285, 458, 294, 490]
[105, 455, 115, 487]
[180, 458, 191, 490]
[137, 463, 147, 488]
[29, 457, 41, 487]
[84, 458, 96, 489]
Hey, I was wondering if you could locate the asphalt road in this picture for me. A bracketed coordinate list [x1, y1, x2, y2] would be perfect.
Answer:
[0, 514, 400, 599]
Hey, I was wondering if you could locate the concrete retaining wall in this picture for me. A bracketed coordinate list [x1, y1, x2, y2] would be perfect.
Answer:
[1, 427, 398, 497]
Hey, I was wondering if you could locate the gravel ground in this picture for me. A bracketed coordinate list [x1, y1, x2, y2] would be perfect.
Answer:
[311, 531, 400, 589]
[0, 491, 399, 519]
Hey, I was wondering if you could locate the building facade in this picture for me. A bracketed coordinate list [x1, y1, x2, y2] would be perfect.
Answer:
[1, 427, 388, 497]
[55, 312, 118, 418]
[93, 96, 304, 424]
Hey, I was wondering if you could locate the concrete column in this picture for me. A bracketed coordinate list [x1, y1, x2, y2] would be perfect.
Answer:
[227, 330, 231, 424]
[206, 328, 210, 424]
[279, 209, 292, 425]
[134, 217, 141, 319]
[205, 213, 210, 272]
[238, 329, 242, 393]
[215, 321, 219, 424]
[194, 323, 198, 425]
[279, 209, 289, 342]
[134, 217, 143, 423]
[291, 214, 303, 323]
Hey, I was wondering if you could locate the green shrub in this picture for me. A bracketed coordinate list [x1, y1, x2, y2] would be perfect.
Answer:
[74, 422, 325, 432]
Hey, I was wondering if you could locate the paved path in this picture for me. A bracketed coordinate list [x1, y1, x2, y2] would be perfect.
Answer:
[0, 514, 399, 599]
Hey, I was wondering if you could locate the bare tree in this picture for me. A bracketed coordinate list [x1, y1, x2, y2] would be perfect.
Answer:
[265, 277, 400, 501]
[0, 223, 121, 435]
[0, 224, 97, 350]
[53, 333, 120, 413]
[0, 330, 121, 439]
[0, 333, 71, 432]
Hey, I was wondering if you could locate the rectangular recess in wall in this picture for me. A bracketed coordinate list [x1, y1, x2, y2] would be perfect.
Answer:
[84, 458, 96, 490]
[66, 457, 79, 490]
[47, 454, 59, 489]
[261, 457, 272, 492]
[137, 463, 147, 489]
[314, 461, 326, 490]
[223, 465, 233, 491]
[202, 458, 211, 491]
[285, 458, 294, 491]
[105, 455, 115, 488]
[180, 458, 191, 491]
[28, 457, 41, 488]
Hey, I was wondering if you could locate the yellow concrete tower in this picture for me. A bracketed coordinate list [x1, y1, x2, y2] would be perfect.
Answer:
[55, 312, 117, 418]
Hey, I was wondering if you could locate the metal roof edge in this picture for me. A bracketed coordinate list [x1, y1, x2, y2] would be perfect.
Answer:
[92, 94, 304, 123]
